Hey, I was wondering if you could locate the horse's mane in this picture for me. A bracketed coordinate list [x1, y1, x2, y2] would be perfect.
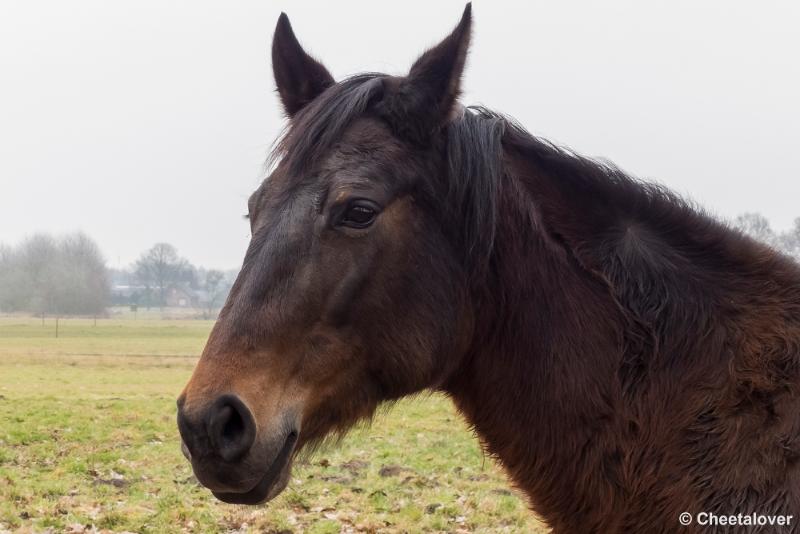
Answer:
[268, 73, 758, 286]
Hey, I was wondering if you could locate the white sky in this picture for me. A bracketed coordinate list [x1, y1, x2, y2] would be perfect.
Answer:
[2, 1, 798, 269]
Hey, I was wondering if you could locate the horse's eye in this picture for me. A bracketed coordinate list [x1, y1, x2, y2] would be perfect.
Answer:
[339, 200, 379, 229]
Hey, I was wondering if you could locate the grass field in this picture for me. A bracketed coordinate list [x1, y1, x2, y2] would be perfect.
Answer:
[0, 316, 547, 533]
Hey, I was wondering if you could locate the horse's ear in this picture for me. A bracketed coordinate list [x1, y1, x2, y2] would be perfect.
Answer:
[378, 4, 472, 141]
[407, 3, 472, 117]
[272, 13, 335, 117]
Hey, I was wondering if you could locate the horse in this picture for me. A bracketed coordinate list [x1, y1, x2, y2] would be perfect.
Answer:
[177, 5, 800, 532]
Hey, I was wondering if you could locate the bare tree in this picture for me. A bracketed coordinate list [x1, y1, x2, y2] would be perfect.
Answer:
[55, 233, 110, 315]
[733, 212, 779, 247]
[134, 243, 188, 308]
[780, 218, 800, 260]
[0, 243, 27, 312]
[18, 234, 59, 316]
[734, 213, 800, 262]
[201, 269, 233, 319]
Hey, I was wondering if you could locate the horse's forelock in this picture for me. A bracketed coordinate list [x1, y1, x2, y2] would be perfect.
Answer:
[269, 74, 386, 177]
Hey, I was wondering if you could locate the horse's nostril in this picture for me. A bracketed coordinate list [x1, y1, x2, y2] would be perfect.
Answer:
[208, 395, 256, 462]
[176, 394, 256, 463]
[221, 406, 242, 444]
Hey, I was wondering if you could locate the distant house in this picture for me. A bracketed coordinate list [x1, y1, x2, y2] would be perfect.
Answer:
[111, 281, 227, 310]
[165, 285, 198, 308]
[193, 289, 212, 308]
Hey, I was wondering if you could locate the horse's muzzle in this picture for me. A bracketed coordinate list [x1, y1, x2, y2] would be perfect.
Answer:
[176, 393, 299, 504]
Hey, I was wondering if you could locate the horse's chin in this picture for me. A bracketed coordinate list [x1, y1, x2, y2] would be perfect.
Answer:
[210, 431, 297, 505]
[211, 461, 292, 505]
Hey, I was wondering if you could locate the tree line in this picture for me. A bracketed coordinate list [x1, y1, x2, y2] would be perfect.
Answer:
[0, 235, 234, 317]
[0, 233, 108, 315]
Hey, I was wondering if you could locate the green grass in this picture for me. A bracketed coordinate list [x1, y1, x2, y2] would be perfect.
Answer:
[0, 317, 547, 533]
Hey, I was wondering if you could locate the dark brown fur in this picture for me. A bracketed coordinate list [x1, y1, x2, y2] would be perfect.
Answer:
[178, 5, 800, 532]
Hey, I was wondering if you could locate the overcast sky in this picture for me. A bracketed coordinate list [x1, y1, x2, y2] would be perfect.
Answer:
[2, 1, 798, 269]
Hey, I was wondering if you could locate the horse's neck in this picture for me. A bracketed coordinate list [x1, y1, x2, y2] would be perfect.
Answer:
[443, 164, 630, 529]
[444, 146, 800, 530]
